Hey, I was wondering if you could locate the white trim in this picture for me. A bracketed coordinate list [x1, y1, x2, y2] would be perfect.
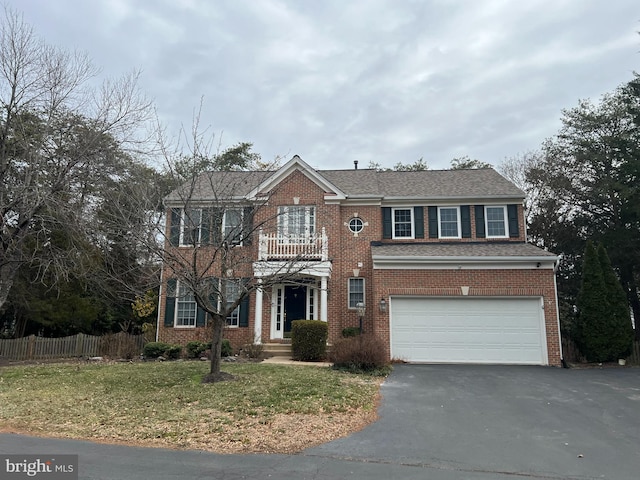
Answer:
[485, 205, 509, 239]
[391, 207, 414, 239]
[175, 280, 197, 328]
[246, 155, 347, 200]
[373, 255, 559, 270]
[348, 277, 365, 309]
[253, 260, 332, 277]
[438, 206, 461, 239]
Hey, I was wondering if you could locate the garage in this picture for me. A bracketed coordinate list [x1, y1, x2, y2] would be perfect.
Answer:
[390, 297, 548, 365]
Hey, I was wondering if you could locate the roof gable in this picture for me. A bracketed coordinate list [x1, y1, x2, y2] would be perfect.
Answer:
[246, 155, 347, 200]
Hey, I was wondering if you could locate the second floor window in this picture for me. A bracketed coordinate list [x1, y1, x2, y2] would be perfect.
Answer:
[182, 208, 203, 245]
[173, 207, 248, 246]
[278, 206, 315, 243]
[438, 207, 461, 238]
[223, 209, 243, 245]
[393, 208, 413, 239]
[485, 206, 508, 238]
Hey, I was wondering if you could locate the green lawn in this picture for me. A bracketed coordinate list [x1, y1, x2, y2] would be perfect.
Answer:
[0, 361, 382, 453]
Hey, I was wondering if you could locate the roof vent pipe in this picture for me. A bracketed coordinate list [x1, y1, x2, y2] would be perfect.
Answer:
[354, 160, 358, 170]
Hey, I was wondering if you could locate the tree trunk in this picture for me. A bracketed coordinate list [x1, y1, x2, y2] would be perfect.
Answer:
[202, 314, 234, 383]
[0, 264, 16, 311]
[209, 315, 224, 375]
[621, 269, 640, 341]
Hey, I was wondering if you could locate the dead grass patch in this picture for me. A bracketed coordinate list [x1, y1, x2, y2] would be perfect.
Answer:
[0, 361, 383, 453]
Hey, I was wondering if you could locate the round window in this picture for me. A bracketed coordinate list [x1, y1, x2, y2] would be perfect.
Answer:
[348, 217, 364, 234]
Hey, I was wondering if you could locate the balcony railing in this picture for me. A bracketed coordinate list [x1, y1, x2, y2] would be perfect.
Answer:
[258, 228, 328, 261]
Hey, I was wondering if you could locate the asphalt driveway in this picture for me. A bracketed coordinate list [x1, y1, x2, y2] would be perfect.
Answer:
[306, 364, 640, 478]
[1, 364, 639, 479]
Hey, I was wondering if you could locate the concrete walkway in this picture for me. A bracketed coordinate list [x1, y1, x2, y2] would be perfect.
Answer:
[261, 356, 333, 367]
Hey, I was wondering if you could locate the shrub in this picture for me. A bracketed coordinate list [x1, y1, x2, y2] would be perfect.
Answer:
[329, 334, 390, 375]
[220, 339, 233, 357]
[143, 342, 182, 359]
[186, 341, 208, 358]
[576, 241, 634, 362]
[341, 327, 361, 338]
[291, 320, 328, 361]
[243, 341, 264, 359]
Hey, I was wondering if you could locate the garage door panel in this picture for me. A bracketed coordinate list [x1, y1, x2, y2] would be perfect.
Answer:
[390, 297, 547, 365]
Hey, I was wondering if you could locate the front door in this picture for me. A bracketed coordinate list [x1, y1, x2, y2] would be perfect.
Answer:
[284, 285, 307, 335]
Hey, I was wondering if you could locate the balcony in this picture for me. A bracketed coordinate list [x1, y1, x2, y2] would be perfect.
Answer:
[258, 228, 328, 261]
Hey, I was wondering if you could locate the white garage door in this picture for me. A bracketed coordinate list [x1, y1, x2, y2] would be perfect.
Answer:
[390, 297, 547, 365]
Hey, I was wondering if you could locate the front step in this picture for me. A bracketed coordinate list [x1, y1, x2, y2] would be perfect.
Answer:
[262, 343, 292, 359]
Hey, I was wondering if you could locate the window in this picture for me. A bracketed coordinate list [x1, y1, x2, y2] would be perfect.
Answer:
[278, 206, 315, 243]
[176, 281, 197, 327]
[224, 280, 241, 327]
[392, 208, 413, 239]
[438, 207, 460, 238]
[223, 208, 243, 245]
[181, 208, 202, 246]
[485, 206, 508, 238]
[348, 278, 365, 309]
[348, 217, 364, 234]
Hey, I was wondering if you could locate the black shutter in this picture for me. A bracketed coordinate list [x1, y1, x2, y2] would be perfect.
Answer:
[164, 279, 177, 327]
[382, 207, 392, 239]
[428, 206, 438, 238]
[461, 205, 471, 238]
[169, 209, 181, 246]
[200, 208, 212, 245]
[475, 205, 485, 238]
[243, 206, 254, 245]
[507, 204, 519, 237]
[414, 207, 424, 239]
[239, 294, 250, 327]
[212, 207, 224, 246]
[196, 306, 207, 327]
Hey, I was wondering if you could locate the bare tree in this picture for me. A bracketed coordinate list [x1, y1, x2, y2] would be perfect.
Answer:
[103, 113, 323, 381]
[0, 7, 151, 311]
[497, 150, 544, 228]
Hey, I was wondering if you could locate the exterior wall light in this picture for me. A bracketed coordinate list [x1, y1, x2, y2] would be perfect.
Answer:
[379, 298, 387, 313]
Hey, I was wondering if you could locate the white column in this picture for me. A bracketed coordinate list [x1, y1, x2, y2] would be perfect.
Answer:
[254, 279, 263, 344]
[320, 276, 328, 322]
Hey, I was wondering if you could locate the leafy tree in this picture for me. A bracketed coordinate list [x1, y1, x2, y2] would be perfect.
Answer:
[597, 243, 633, 358]
[450, 156, 493, 169]
[368, 158, 429, 171]
[524, 77, 640, 339]
[576, 241, 633, 361]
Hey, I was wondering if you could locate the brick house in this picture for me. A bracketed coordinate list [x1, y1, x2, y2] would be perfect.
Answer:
[157, 155, 562, 366]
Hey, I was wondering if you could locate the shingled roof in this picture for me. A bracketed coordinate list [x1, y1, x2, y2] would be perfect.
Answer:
[371, 242, 557, 261]
[165, 157, 524, 204]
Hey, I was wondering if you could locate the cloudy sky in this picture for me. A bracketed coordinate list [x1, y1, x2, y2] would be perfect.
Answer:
[9, 0, 640, 170]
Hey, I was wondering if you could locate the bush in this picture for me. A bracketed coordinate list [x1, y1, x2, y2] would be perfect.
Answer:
[291, 320, 328, 361]
[329, 334, 390, 375]
[221, 339, 233, 357]
[186, 341, 208, 358]
[341, 327, 361, 338]
[242, 341, 264, 359]
[143, 342, 182, 359]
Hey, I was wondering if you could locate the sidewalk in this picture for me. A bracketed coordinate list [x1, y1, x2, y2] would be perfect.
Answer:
[261, 356, 333, 367]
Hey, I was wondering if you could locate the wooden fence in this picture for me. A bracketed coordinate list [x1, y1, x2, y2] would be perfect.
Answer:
[562, 337, 640, 365]
[0, 332, 146, 361]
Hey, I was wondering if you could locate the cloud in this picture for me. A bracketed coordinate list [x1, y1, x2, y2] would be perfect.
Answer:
[9, 0, 640, 169]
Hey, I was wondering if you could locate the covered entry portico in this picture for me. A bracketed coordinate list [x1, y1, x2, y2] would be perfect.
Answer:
[252, 262, 331, 343]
